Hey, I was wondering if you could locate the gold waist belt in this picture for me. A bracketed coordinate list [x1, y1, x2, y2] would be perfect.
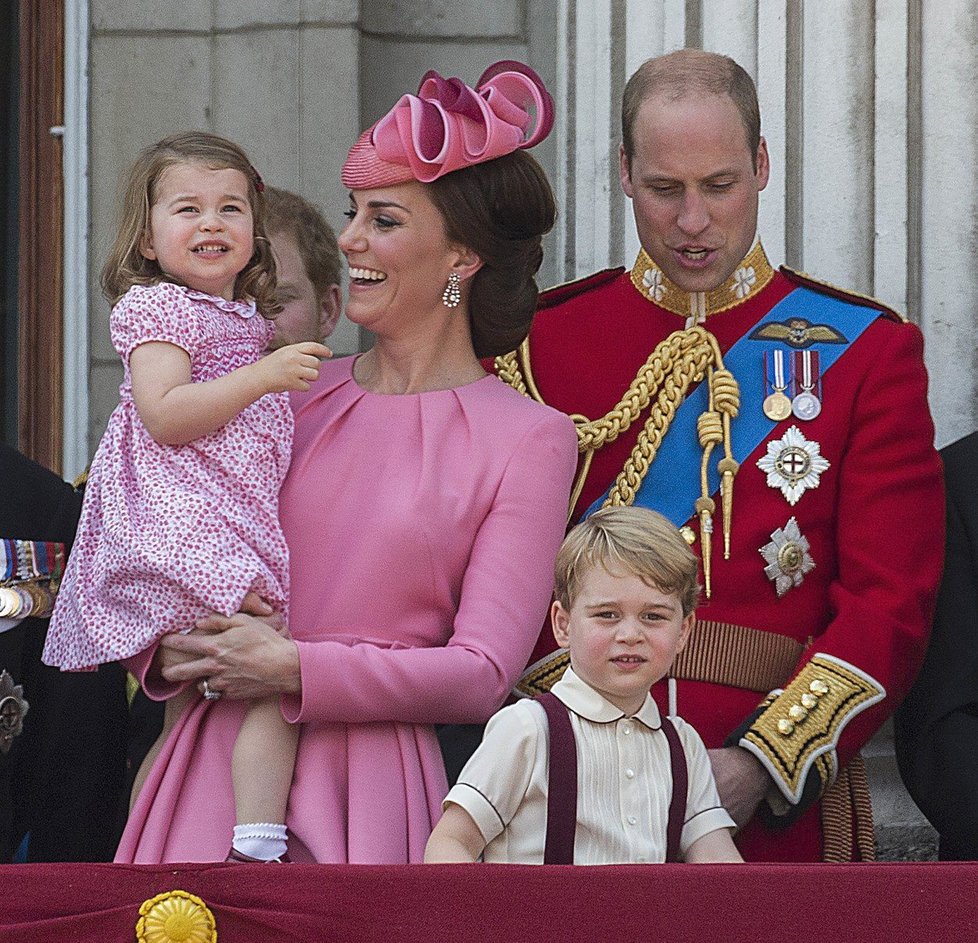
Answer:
[670, 619, 805, 693]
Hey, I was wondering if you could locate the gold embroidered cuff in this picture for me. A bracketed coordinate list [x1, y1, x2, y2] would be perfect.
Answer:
[738, 654, 885, 805]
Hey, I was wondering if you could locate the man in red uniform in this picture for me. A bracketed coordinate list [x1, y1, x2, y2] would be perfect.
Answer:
[497, 49, 943, 860]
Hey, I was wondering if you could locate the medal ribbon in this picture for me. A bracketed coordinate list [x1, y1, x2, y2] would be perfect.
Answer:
[584, 286, 879, 525]
[794, 350, 820, 397]
[767, 349, 789, 395]
[0, 540, 66, 619]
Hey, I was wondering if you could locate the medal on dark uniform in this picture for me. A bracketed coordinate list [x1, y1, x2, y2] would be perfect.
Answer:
[0, 670, 29, 753]
[763, 349, 792, 421]
[792, 350, 822, 420]
[0, 539, 64, 620]
[0, 587, 18, 618]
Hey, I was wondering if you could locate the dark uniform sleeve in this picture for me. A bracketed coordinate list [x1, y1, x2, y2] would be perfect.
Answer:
[0, 444, 83, 541]
[895, 432, 978, 859]
[0, 444, 128, 862]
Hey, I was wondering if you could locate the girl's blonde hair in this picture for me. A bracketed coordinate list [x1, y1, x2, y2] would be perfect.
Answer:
[100, 131, 280, 316]
[554, 506, 701, 616]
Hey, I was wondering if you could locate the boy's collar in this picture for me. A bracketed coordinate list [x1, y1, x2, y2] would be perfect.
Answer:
[550, 666, 662, 730]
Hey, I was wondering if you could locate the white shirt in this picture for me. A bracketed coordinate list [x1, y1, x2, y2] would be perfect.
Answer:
[444, 667, 735, 864]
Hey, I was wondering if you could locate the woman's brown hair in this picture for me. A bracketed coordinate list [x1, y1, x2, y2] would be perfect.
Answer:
[428, 150, 557, 359]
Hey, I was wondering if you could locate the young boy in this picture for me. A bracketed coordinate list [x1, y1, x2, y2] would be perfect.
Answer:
[425, 506, 742, 864]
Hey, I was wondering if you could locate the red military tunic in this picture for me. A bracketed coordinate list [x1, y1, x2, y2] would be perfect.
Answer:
[499, 243, 943, 861]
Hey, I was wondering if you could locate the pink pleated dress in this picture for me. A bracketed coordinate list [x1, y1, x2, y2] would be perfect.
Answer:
[43, 282, 291, 671]
[116, 355, 578, 863]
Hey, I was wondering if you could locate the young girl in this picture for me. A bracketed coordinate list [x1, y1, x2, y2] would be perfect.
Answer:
[43, 131, 331, 863]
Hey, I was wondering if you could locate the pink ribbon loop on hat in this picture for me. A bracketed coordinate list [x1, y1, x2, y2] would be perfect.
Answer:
[342, 60, 555, 188]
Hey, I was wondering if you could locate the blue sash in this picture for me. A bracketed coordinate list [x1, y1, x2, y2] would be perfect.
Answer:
[583, 287, 879, 525]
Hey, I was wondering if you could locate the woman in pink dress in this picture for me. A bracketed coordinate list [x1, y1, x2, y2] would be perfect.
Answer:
[116, 61, 578, 864]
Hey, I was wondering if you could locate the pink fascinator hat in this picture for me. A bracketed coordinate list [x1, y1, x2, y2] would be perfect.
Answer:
[342, 60, 554, 189]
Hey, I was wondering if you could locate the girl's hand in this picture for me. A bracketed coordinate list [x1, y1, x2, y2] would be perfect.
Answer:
[256, 341, 332, 394]
[130, 339, 331, 446]
[234, 590, 291, 637]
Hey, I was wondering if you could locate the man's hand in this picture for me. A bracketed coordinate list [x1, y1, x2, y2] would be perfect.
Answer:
[708, 746, 771, 829]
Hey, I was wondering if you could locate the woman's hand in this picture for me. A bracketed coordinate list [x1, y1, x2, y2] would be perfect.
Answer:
[157, 592, 301, 700]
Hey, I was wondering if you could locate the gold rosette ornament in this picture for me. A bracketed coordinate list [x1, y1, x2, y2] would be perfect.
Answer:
[136, 890, 217, 943]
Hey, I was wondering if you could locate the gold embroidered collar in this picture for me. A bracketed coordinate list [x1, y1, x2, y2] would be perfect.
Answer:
[629, 240, 775, 320]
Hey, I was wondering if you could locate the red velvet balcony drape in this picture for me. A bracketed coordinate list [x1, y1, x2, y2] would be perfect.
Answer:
[1, 861, 975, 942]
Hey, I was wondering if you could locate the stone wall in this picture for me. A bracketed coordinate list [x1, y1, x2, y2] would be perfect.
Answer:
[87, 1, 361, 450]
[868, 721, 937, 860]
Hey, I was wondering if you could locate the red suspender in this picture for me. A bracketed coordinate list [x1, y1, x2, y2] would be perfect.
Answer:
[537, 693, 688, 863]
[537, 691, 577, 864]
[660, 716, 688, 863]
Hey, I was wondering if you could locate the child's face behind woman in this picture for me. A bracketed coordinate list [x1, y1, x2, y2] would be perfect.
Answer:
[140, 161, 255, 301]
[551, 565, 694, 716]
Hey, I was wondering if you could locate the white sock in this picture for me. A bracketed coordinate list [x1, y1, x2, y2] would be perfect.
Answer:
[232, 822, 288, 861]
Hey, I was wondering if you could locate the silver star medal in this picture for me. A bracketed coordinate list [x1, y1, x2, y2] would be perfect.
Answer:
[760, 516, 815, 597]
[0, 670, 29, 754]
[756, 425, 830, 506]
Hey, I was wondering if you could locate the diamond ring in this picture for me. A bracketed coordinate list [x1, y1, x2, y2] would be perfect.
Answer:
[202, 679, 222, 701]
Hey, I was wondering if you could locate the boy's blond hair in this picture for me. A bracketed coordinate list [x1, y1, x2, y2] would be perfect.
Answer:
[554, 506, 700, 615]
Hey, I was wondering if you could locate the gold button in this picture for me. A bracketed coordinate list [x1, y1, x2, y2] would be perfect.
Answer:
[788, 704, 808, 723]
[679, 526, 697, 545]
[801, 693, 818, 710]
[777, 718, 795, 736]
[810, 679, 830, 696]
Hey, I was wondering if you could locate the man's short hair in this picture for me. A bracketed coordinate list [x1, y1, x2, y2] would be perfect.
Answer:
[554, 506, 700, 616]
[621, 48, 761, 168]
[264, 186, 341, 294]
